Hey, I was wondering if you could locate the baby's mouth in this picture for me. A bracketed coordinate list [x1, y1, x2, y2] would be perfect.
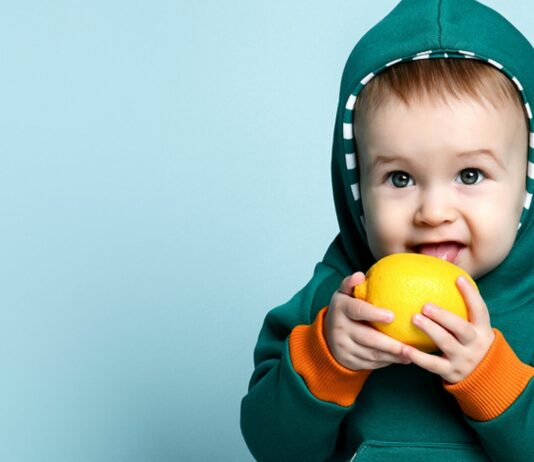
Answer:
[415, 242, 465, 263]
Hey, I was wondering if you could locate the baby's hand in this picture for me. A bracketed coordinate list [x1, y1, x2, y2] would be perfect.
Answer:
[324, 272, 411, 371]
[400, 276, 495, 384]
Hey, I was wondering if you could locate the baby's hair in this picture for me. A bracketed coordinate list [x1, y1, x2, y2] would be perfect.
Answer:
[353, 58, 529, 132]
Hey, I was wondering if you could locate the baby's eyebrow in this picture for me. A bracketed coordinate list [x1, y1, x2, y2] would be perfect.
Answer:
[368, 154, 406, 171]
[457, 149, 504, 169]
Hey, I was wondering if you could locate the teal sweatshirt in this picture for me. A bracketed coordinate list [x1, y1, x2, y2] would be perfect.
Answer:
[241, 1, 534, 461]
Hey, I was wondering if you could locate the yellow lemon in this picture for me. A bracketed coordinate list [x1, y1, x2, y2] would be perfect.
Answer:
[353, 253, 477, 352]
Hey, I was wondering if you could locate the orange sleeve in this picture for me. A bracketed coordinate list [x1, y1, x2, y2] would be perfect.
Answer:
[444, 328, 534, 421]
[288, 306, 372, 407]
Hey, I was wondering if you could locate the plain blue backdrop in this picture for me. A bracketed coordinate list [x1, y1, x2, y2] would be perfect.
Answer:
[1, 1, 532, 461]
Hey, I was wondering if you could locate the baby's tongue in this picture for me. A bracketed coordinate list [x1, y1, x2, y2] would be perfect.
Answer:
[417, 242, 463, 263]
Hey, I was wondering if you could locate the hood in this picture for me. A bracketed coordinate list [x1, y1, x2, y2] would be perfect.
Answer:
[323, 0, 534, 314]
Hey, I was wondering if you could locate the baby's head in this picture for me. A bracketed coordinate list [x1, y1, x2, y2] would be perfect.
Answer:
[353, 59, 529, 279]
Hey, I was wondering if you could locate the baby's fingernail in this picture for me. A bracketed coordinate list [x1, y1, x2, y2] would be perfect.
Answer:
[413, 314, 424, 324]
[383, 311, 394, 322]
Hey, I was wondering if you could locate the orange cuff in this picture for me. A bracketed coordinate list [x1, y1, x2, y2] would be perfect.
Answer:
[444, 328, 534, 421]
[289, 306, 372, 407]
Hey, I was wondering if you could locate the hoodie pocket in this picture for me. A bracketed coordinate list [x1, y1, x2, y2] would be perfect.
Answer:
[350, 440, 490, 462]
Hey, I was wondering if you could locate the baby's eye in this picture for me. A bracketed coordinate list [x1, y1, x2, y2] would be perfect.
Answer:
[386, 171, 413, 188]
[456, 168, 485, 185]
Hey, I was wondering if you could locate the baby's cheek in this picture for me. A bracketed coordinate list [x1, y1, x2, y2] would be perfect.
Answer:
[366, 218, 402, 257]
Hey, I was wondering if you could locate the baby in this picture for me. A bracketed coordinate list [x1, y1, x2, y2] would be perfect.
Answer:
[241, 1, 534, 461]
[325, 57, 528, 381]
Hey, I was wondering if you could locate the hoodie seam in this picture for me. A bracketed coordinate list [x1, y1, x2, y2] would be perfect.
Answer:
[437, 0, 443, 48]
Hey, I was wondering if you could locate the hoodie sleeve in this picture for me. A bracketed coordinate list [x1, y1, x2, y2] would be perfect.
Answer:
[444, 329, 534, 462]
[240, 261, 370, 462]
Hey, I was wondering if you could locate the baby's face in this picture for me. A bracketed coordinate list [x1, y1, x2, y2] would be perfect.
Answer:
[356, 95, 528, 279]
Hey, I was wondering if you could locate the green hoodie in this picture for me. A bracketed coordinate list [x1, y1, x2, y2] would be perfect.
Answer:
[241, 1, 534, 461]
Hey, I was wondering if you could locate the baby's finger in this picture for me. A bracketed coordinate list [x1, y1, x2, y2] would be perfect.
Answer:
[349, 342, 411, 365]
[456, 276, 490, 327]
[349, 321, 406, 357]
[337, 272, 366, 296]
[421, 303, 476, 345]
[401, 344, 449, 376]
[412, 313, 459, 356]
[344, 298, 394, 324]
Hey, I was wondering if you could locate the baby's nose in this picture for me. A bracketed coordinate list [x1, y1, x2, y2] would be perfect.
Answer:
[413, 189, 458, 226]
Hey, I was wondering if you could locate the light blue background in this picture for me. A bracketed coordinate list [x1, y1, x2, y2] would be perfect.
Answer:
[1, 1, 531, 461]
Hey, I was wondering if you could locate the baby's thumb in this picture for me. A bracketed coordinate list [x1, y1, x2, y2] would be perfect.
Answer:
[339, 271, 366, 296]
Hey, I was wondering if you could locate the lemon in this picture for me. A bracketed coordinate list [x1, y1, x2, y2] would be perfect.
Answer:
[353, 253, 477, 352]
